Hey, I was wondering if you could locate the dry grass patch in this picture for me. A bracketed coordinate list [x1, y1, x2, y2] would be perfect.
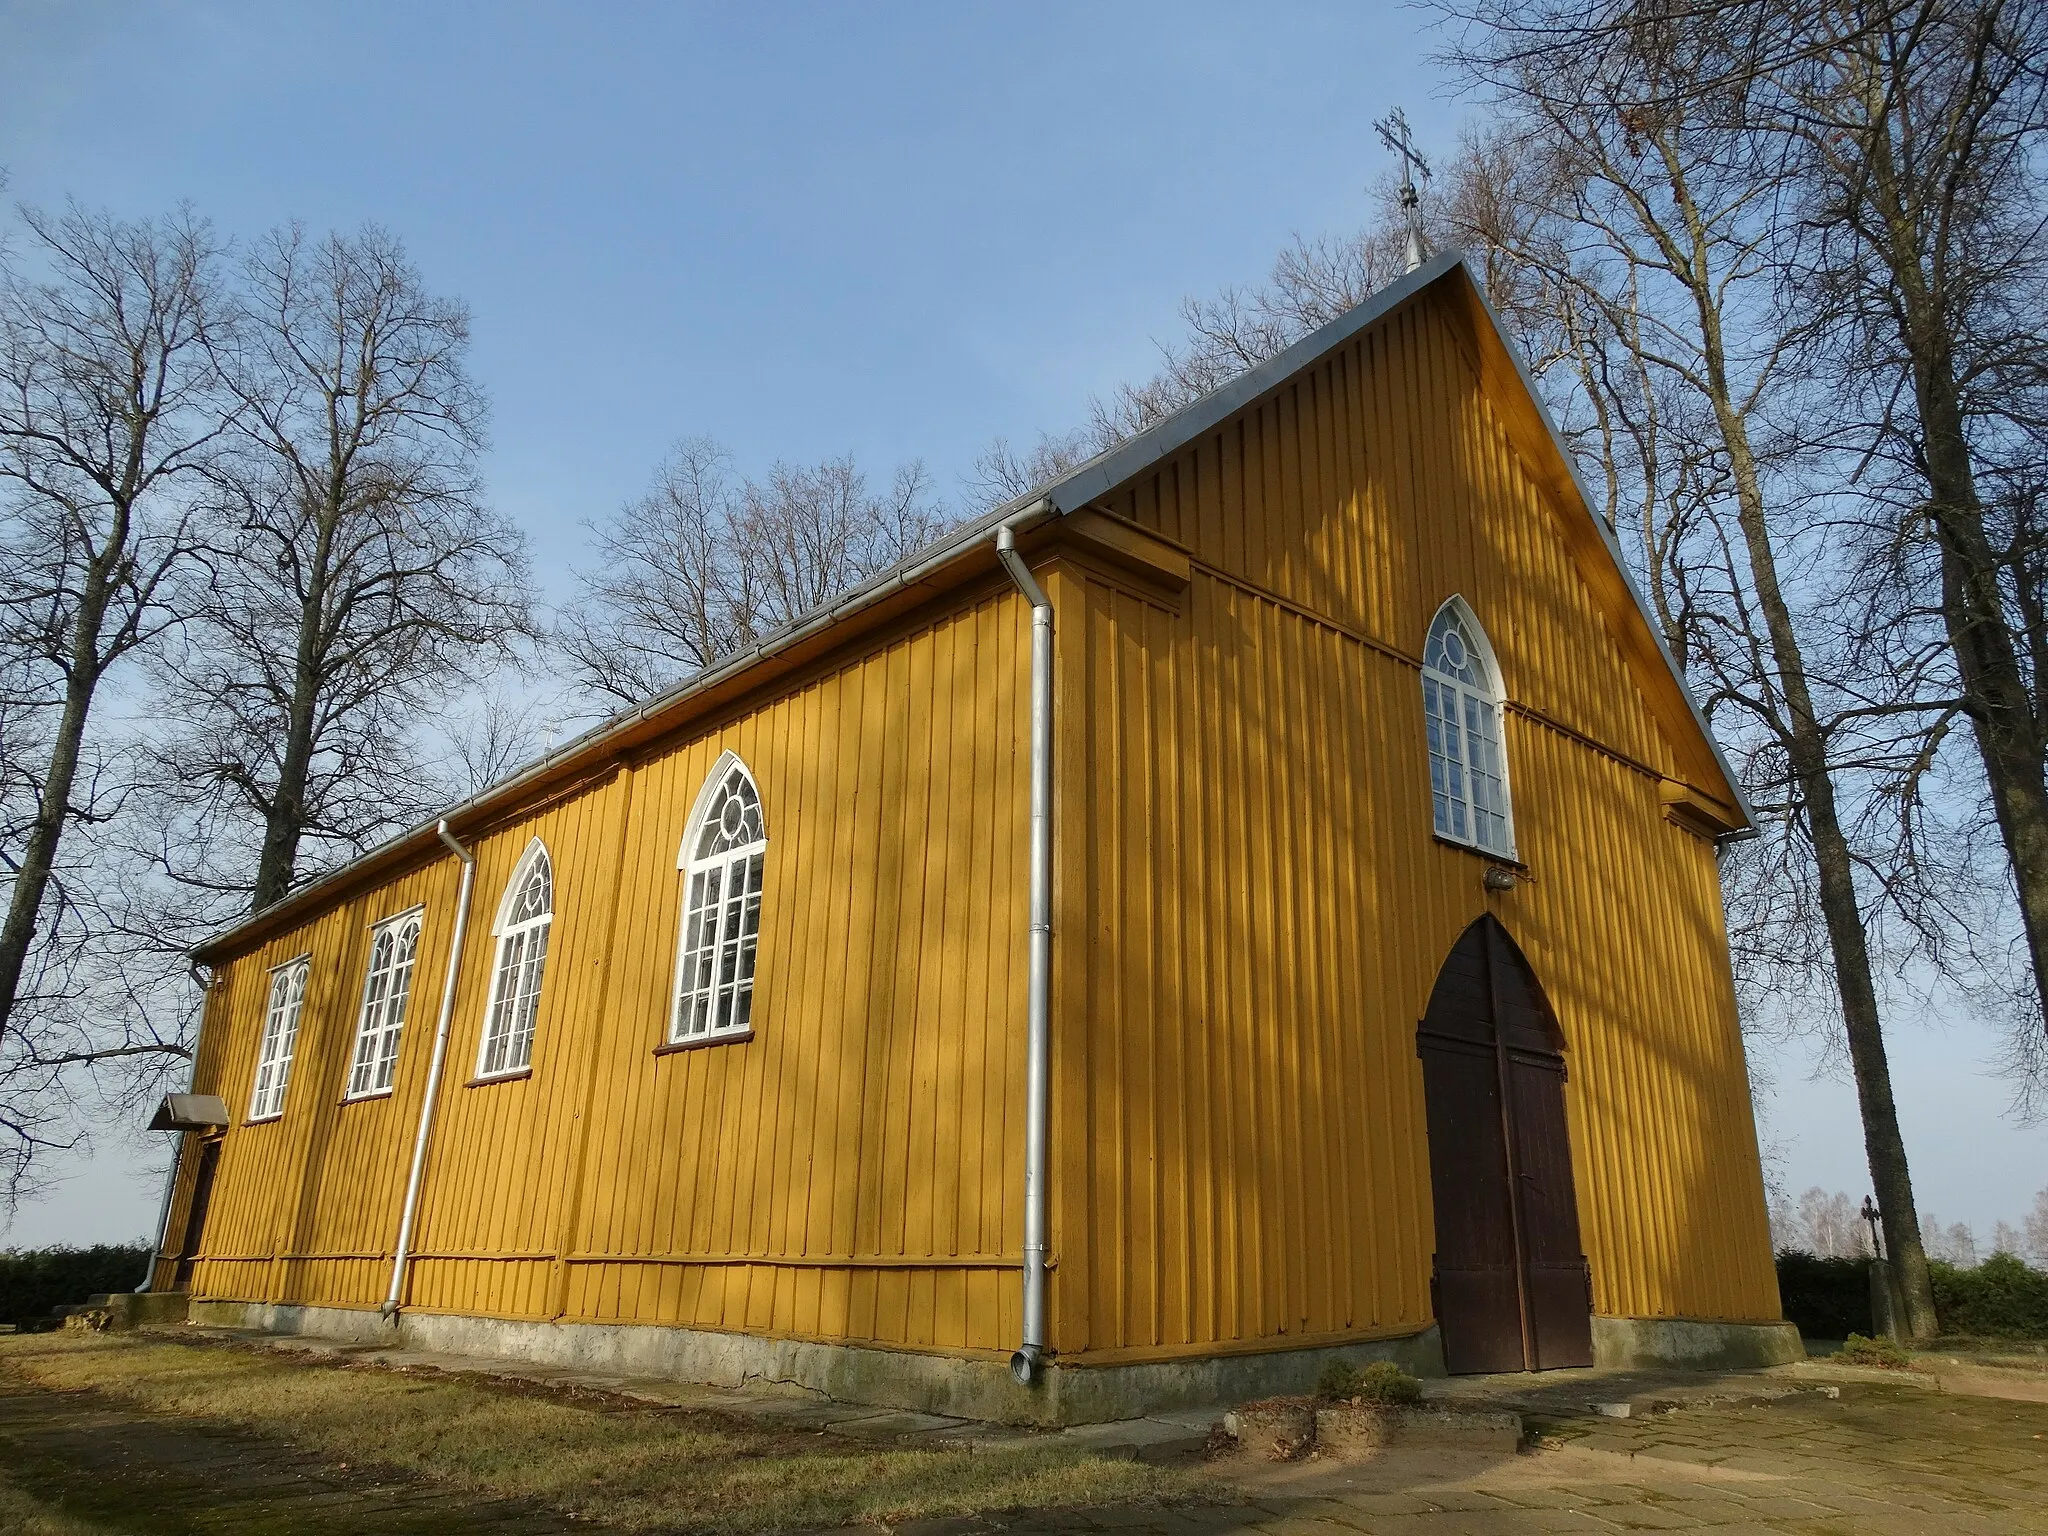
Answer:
[0, 1331, 1209, 1532]
[0, 1464, 114, 1536]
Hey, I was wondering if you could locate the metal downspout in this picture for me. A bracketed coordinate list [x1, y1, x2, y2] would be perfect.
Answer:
[383, 819, 476, 1317]
[994, 503, 1054, 1384]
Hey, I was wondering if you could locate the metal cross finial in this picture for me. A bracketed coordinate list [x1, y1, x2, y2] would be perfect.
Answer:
[1861, 1195, 1885, 1259]
[1374, 106, 1433, 274]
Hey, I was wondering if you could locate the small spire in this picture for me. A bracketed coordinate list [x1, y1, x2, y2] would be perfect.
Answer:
[1374, 107, 1433, 274]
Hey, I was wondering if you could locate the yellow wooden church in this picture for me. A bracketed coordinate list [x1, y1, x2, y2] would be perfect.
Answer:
[148, 254, 1794, 1422]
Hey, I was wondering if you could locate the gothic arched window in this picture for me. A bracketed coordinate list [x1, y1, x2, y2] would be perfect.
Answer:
[1423, 597, 1516, 858]
[347, 909, 422, 1098]
[671, 753, 767, 1044]
[477, 838, 552, 1078]
[249, 955, 310, 1121]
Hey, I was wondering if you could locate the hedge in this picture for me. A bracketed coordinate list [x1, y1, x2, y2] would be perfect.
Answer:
[0, 1244, 151, 1327]
[1775, 1248, 2048, 1341]
[1930, 1253, 2048, 1338]
[1774, 1250, 1875, 1340]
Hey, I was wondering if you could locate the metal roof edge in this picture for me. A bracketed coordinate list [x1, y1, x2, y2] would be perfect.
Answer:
[1036, 250, 1467, 515]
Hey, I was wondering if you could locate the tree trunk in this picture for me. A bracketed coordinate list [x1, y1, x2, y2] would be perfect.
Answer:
[247, 620, 323, 915]
[0, 533, 121, 1041]
[247, 501, 337, 915]
[1722, 435, 1942, 1339]
[0, 664, 101, 1040]
[1914, 334, 2048, 1033]
[1660, 143, 1941, 1336]
[1843, 16, 2048, 1034]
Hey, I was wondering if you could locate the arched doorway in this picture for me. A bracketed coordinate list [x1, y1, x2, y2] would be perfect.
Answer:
[1418, 914, 1593, 1373]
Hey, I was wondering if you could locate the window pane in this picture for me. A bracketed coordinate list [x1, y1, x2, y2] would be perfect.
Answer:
[509, 921, 548, 1069]
[482, 929, 527, 1076]
[372, 919, 420, 1092]
[1425, 608, 1483, 686]
[251, 961, 307, 1119]
[1422, 606, 1512, 853]
[349, 920, 420, 1098]
[697, 764, 767, 859]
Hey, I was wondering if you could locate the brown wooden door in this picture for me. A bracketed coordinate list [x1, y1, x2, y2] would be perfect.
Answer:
[172, 1139, 221, 1291]
[1418, 916, 1593, 1373]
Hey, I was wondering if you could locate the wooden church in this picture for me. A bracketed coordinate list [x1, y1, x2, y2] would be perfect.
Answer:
[149, 253, 1795, 1423]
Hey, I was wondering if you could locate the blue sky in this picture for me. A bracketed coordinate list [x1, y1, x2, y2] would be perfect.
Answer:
[1, 1, 2041, 1250]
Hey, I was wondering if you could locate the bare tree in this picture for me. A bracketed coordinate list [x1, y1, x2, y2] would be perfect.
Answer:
[2026, 1188, 2048, 1266]
[555, 437, 742, 705]
[1083, 225, 1409, 447]
[1059, 142, 1566, 458]
[734, 456, 946, 622]
[557, 442, 949, 711]
[158, 223, 535, 916]
[1920, 1213, 1979, 1266]
[962, 430, 1093, 512]
[434, 686, 552, 797]
[1801, 1188, 1873, 1256]
[0, 205, 222, 1065]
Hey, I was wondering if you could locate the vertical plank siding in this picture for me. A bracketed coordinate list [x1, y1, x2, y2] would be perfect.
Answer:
[171, 282, 1777, 1369]
[177, 591, 1032, 1357]
[1054, 288, 1777, 1359]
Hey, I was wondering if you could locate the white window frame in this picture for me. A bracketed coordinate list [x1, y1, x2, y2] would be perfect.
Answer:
[1422, 595, 1517, 860]
[345, 906, 424, 1100]
[668, 751, 768, 1047]
[248, 954, 311, 1122]
[475, 837, 553, 1080]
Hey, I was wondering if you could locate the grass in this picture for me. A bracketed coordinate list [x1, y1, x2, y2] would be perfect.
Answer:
[1835, 1331, 1915, 1370]
[1314, 1358, 1423, 1405]
[0, 1332, 1212, 1533]
[0, 1465, 110, 1536]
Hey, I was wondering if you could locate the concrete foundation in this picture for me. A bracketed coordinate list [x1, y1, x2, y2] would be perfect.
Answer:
[1591, 1316, 1805, 1371]
[186, 1298, 1442, 1425]
[178, 1300, 1800, 1423]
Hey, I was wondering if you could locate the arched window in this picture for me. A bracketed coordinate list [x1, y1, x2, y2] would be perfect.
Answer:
[249, 955, 310, 1121]
[671, 754, 767, 1044]
[477, 838, 552, 1078]
[1422, 597, 1515, 858]
[346, 909, 422, 1098]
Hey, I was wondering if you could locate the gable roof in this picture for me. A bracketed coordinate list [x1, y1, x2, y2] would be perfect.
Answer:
[193, 252, 1750, 964]
[1040, 250, 1751, 828]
